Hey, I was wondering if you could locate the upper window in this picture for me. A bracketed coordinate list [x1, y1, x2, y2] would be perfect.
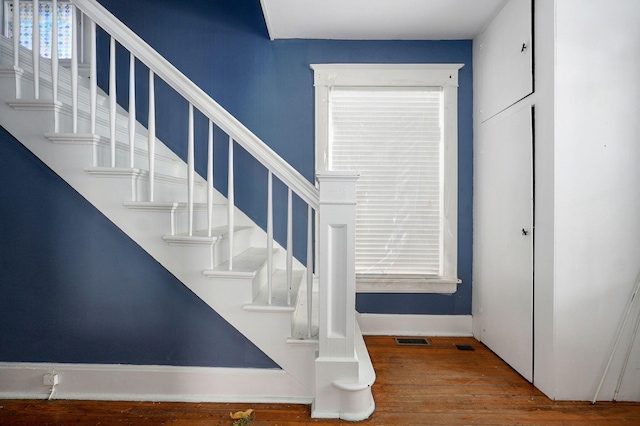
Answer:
[312, 64, 462, 293]
[3, 0, 73, 59]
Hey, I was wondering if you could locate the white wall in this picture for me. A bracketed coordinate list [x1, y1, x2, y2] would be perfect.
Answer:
[553, 0, 640, 401]
[531, 0, 556, 400]
[474, 0, 640, 401]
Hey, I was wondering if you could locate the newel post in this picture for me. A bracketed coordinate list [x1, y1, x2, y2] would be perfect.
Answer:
[314, 171, 359, 417]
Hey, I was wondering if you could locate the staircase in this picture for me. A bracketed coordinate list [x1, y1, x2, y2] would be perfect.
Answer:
[0, 0, 374, 421]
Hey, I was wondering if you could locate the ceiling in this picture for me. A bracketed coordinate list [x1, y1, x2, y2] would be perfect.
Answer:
[260, 0, 508, 41]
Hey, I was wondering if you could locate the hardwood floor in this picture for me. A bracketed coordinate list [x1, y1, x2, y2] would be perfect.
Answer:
[1, 336, 639, 425]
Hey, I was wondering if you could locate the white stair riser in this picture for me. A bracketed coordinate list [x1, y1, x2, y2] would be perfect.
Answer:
[211, 227, 254, 269]
[0, 69, 23, 99]
[170, 204, 229, 236]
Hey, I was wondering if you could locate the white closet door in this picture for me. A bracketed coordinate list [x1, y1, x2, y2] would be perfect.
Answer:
[476, 106, 534, 381]
[475, 0, 533, 122]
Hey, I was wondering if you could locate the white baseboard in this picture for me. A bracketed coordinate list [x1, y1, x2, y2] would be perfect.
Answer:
[0, 362, 312, 403]
[357, 313, 473, 337]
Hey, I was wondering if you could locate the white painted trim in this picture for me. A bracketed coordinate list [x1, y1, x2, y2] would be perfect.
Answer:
[311, 63, 462, 175]
[357, 275, 461, 293]
[259, 0, 276, 41]
[357, 313, 473, 336]
[311, 63, 463, 88]
[311, 63, 462, 291]
[0, 362, 312, 403]
[8, 99, 63, 111]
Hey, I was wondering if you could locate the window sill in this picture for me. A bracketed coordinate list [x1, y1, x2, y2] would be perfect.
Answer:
[356, 275, 462, 294]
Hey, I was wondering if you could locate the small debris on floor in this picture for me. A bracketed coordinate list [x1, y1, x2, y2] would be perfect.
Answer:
[230, 408, 254, 425]
[456, 344, 475, 351]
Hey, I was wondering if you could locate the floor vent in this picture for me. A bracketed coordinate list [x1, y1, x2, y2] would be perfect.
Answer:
[395, 337, 431, 346]
[456, 344, 475, 351]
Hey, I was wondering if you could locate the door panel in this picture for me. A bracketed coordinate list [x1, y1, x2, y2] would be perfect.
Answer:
[475, 0, 533, 122]
[476, 106, 534, 381]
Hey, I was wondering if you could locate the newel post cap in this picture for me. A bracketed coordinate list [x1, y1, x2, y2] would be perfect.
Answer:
[316, 171, 359, 205]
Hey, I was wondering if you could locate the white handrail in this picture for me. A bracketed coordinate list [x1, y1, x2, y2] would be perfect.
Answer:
[71, 0, 318, 210]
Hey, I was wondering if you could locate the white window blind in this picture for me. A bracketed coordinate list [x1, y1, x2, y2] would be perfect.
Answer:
[329, 87, 444, 277]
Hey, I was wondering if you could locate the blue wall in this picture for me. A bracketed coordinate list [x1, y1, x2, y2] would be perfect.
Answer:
[97, 0, 473, 315]
[0, 126, 277, 368]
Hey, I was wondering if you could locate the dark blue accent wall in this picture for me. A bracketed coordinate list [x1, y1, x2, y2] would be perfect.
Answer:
[96, 0, 473, 316]
[0, 126, 277, 368]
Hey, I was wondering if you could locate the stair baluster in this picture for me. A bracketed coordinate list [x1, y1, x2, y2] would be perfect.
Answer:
[108, 36, 116, 165]
[307, 205, 314, 337]
[33, 0, 39, 99]
[187, 103, 195, 236]
[286, 187, 293, 305]
[207, 120, 214, 237]
[79, 13, 85, 62]
[51, 0, 58, 104]
[227, 136, 234, 270]
[12, 0, 19, 72]
[128, 52, 136, 168]
[267, 171, 274, 304]
[147, 69, 156, 201]
[71, 4, 78, 133]
[89, 19, 97, 136]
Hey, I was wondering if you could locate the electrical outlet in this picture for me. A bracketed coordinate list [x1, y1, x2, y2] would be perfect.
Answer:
[43, 373, 59, 386]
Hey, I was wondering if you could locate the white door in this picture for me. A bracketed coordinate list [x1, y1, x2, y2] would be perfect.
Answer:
[476, 106, 534, 381]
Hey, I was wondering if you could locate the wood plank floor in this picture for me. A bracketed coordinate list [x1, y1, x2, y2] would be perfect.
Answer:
[1, 336, 639, 425]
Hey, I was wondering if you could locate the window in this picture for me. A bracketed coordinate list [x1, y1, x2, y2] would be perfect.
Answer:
[312, 64, 462, 293]
[3, 0, 73, 59]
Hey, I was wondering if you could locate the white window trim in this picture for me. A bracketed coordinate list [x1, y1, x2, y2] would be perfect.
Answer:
[311, 63, 462, 293]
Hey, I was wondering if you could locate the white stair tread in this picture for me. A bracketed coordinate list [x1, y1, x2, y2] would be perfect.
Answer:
[7, 99, 63, 111]
[123, 201, 180, 211]
[124, 201, 226, 210]
[45, 133, 102, 145]
[85, 166, 144, 177]
[163, 226, 252, 246]
[245, 269, 304, 312]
